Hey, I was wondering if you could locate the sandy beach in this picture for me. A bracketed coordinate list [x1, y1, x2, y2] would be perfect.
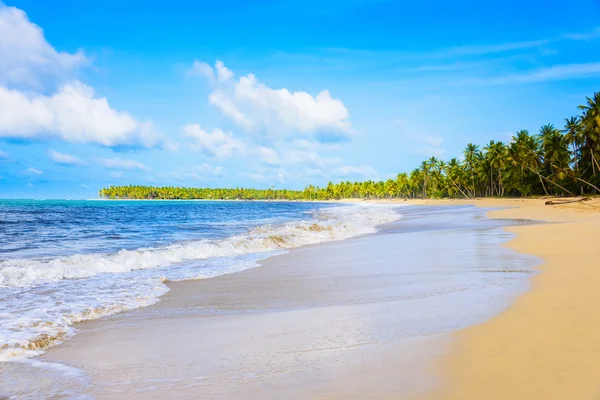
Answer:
[12, 197, 597, 399]
[411, 197, 600, 400]
[31, 203, 536, 399]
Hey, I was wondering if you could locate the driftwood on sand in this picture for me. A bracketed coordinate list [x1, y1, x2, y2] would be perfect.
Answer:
[545, 197, 591, 206]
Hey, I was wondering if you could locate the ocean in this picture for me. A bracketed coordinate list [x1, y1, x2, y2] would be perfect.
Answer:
[0, 200, 399, 362]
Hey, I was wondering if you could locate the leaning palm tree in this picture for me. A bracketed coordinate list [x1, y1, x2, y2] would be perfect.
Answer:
[540, 125, 570, 189]
[444, 158, 470, 198]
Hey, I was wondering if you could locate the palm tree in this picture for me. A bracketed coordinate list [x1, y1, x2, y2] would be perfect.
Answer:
[463, 143, 479, 197]
[484, 140, 507, 196]
[578, 92, 600, 182]
[420, 160, 431, 198]
[538, 124, 573, 195]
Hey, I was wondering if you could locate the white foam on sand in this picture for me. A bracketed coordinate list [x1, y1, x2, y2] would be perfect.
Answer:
[0, 204, 401, 361]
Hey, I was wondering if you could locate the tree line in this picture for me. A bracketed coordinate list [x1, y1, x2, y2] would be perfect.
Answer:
[100, 92, 600, 200]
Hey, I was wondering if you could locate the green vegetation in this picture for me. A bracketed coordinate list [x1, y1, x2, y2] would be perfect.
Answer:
[100, 92, 600, 200]
[98, 186, 307, 200]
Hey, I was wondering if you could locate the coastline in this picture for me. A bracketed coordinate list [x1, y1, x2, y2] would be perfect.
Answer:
[34, 203, 535, 399]
[5, 197, 598, 398]
[398, 198, 600, 399]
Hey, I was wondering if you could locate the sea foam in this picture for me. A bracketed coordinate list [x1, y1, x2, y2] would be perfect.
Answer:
[0, 204, 400, 360]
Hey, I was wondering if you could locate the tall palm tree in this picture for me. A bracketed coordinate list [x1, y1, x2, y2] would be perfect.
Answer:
[538, 124, 572, 194]
[463, 143, 479, 197]
[420, 160, 430, 198]
[578, 92, 600, 180]
[484, 140, 507, 196]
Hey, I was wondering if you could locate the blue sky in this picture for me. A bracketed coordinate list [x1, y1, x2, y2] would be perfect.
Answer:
[1, 0, 599, 198]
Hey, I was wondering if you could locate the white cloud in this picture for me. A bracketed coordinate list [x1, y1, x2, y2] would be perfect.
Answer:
[215, 61, 233, 82]
[188, 60, 215, 80]
[80, 183, 89, 188]
[188, 60, 234, 83]
[101, 157, 147, 170]
[25, 167, 42, 174]
[109, 171, 124, 178]
[0, 82, 165, 147]
[0, 4, 87, 88]
[183, 124, 244, 157]
[48, 149, 83, 165]
[0, 5, 167, 149]
[255, 146, 280, 166]
[0, 150, 7, 159]
[194, 61, 353, 140]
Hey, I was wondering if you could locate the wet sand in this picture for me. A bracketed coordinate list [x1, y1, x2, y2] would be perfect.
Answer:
[37, 205, 535, 399]
[403, 198, 600, 400]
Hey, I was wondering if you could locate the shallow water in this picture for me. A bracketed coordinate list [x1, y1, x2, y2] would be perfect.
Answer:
[0, 203, 539, 399]
[0, 200, 398, 362]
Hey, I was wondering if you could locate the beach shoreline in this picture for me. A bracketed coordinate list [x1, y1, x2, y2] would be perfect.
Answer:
[4, 198, 598, 399]
[392, 197, 600, 399]
[30, 202, 538, 399]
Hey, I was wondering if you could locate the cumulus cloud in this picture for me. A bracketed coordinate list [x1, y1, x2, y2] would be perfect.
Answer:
[188, 61, 215, 80]
[192, 60, 353, 140]
[0, 5, 168, 150]
[0, 82, 164, 147]
[188, 60, 233, 83]
[0, 4, 87, 88]
[183, 124, 244, 157]
[101, 157, 147, 170]
[48, 149, 83, 165]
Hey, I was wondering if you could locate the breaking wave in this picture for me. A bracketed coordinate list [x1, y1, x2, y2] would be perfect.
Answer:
[0, 204, 400, 360]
